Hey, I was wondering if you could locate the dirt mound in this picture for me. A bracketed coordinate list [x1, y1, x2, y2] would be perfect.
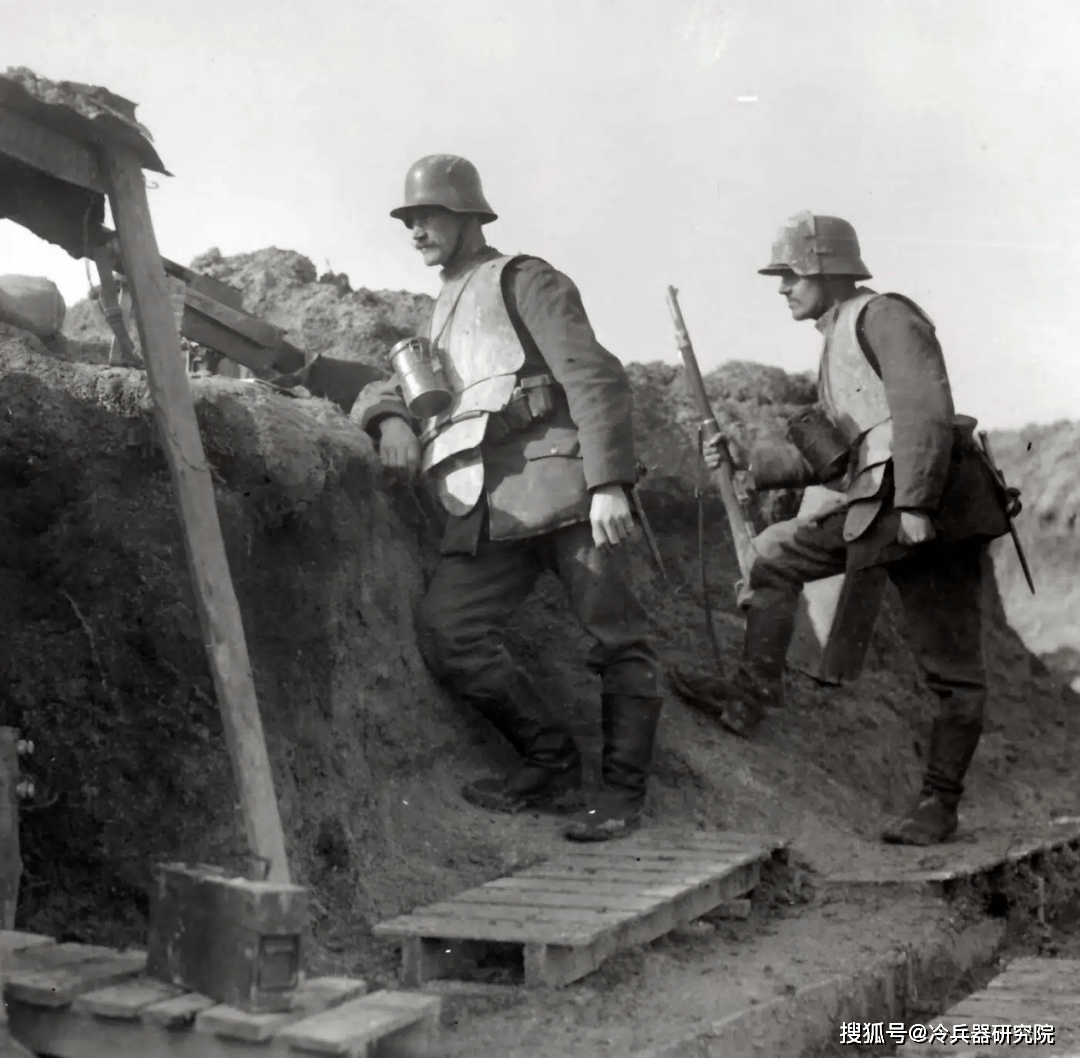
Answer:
[64, 247, 432, 379]
[4, 250, 1077, 987]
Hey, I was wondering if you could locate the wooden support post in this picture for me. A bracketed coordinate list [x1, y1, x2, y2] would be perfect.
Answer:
[786, 487, 889, 685]
[101, 146, 291, 885]
[0, 730, 20, 933]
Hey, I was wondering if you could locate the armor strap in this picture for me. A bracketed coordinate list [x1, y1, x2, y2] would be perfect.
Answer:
[853, 292, 935, 380]
[418, 372, 556, 446]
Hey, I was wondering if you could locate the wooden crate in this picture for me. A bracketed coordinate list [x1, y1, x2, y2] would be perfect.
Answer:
[373, 832, 786, 989]
[0, 932, 440, 1057]
[146, 862, 308, 1013]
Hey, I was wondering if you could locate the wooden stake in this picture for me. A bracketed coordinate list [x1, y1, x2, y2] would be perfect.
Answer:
[101, 146, 291, 884]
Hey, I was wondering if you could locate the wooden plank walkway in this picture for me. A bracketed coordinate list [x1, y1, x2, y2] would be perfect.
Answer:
[373, 831, 786, 988]
[904, 957, 1080, 1056]
[827, 820, 1080, 892]
[0, 931, 440, 1057]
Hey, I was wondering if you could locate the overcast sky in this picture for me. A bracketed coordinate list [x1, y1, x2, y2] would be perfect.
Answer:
[4, 0, 1079, 429]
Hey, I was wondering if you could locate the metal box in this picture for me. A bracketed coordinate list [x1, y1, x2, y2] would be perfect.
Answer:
[146, 862, 308, 1013]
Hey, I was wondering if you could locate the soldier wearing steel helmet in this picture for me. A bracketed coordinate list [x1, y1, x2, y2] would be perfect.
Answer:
[356, 155, 662, 843]
[704, 211, 1018, 845]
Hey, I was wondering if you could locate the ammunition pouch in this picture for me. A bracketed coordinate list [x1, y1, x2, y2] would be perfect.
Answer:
[786, 405, 850, 483]
[486, 373, 559, 445]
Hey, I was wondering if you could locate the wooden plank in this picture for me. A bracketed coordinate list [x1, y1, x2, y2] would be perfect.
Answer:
[103, 144, 291, 885]
[827, 826, 1080, 887]
[275, 990, 441, 1056]
[184, 286, 284, 350]
[194, 976, 366, 1043]
[139, 989, 217, 1029]
[705, 898, 752, 920]
[73, 977, 185, 1020]
[534, 857, 744, 878]
[11, 1001, 285, 1057]
[181, 309, 279, 373]
[523, 943, 603, 989]
[374, 913, 589, 946]
[0, 932, 55, 959]
[613, 839, 772, 858]
[380, 862, 761, 949]
[523, 857, 738, 877]
[995, 956, 1080, 977]
[382, 844, 770, 989]
[0, 105, 107, 191]
[952, 993, 1080, 1014]
[522, 861, 758, 987]
[0, 730, 20, 933]
[7, 943, 129, 973]
[444, 888, 665, 913]
[516, 865, 722, 886]
[478, 877, 689, 898]
[953, 990, 1080, 1009]
[619, 831, 788, 852]
[195, 1003, 300, 1043]
[100, 230, 245, 310]
[546, 846, 741, 865]
[414, 900, 635, 928]
[6, 950, 147, 1008]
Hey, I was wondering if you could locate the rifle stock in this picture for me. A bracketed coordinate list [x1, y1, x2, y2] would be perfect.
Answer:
[665, 286, 756, 581]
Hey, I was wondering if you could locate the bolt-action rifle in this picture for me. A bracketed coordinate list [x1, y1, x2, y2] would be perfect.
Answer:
[665, 286, 756, 583]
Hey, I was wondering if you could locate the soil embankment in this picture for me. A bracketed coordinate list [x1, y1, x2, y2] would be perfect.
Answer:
[0, 248, 1074, 992]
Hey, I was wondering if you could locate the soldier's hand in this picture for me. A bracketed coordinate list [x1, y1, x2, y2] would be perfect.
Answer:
[378, 417, 420, 481]
[1004, 486, 1022, 519]
[897, 510, 937, 547]
[701, 433, 745, 472]
[590, 484, 636, 548]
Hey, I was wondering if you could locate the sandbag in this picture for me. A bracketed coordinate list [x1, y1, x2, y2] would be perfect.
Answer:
[0, 275, 66, 339]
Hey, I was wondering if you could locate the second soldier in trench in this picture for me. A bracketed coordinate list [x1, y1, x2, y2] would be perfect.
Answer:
[704, 212, 1018, 846]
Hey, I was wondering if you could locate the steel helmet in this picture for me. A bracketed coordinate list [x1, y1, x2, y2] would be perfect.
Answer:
[758, 211, 871, 280]
[389, 154, 497, 224]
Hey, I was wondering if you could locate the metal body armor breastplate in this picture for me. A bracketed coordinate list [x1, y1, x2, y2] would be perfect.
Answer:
[418, 254, 527, 516]
[818, 288, 894, 506]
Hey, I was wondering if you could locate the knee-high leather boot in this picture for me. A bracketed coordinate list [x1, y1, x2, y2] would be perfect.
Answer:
[881, 717, 983, 845]
[461, 672, 583, 815]
[564, 694, 663, 842]
[726, 602, 797, 735]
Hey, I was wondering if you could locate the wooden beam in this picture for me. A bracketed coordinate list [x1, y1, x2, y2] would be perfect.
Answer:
[101, 144, 291, 885]
[183, 287, 284, 351]
[0, 106, 107, 192]
[0, 730, 21, 933]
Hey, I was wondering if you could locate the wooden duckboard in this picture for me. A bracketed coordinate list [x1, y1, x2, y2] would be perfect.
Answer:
[0, 932, 440, 1058]
[904, 957, 1080, 1056]
[372, 831, 786, 988]
[827, 821, 1080, 892]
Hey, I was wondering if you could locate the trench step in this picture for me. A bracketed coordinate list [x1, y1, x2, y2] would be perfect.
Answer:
[902, 956, 1080, 1055]
[372, 830, 786, 988]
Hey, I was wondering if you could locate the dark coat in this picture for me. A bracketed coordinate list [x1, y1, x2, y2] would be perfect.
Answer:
[843, 294, 1010, 570]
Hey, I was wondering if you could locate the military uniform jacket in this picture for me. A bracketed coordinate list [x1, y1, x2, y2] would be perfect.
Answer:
[357, 246, 638, 555]
[791, 290, 1010, 570]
